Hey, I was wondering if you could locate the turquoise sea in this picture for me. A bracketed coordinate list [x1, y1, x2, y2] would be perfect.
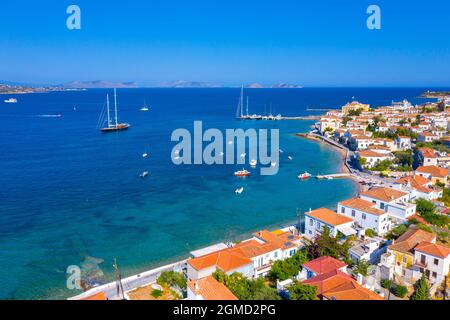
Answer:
[0, 87, 440, 299]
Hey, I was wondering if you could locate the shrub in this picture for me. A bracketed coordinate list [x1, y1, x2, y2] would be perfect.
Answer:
[395, 285, 408, 298]
[288, 281, 317, 300]
[151, 289, 163, 298]
[411, 274, 431, 300]
[381, 279, 392, 290]
[157, 271, 187, 290]
[365, 229, 377, 238]
[385, 224, 408, 240]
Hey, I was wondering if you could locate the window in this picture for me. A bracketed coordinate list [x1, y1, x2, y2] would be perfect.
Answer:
[372, 200, 376, 204]
[380, 203, 385, 209]
[351, 210, 356, 217]
[402, 256, 407, 264]
[434, 258, 439, 266]
[420, 254, 426, 265]
[341, 207, 345, 214]
[432, 272, 437, 278]
[362, 213, 366, 220]
[274, 251, 278, 258]
[309, 219, 313, 226]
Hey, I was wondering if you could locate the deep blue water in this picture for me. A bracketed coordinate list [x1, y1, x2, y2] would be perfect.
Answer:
[0, 87, 441, 299]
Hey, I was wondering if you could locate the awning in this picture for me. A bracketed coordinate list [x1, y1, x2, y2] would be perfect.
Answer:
[337, 226, 357, 237]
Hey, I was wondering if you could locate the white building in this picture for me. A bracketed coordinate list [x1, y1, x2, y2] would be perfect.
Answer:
[360, 187, 416, 221]
[304, 208, 355, 240]
[413, 241, 450, 284]
[337, 198, 391, 235]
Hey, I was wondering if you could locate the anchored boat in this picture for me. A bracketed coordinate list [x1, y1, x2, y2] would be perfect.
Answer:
[99, 89, 130, 132]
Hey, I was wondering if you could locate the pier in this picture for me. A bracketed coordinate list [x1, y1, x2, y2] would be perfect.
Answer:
[315, 173, 354, 179]
[238, 115, 320, 121]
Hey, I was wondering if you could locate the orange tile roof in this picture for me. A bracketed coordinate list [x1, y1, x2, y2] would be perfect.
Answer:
[419, 147, 437, 159]
[81, 292, 107, 300]
[416, 165, 449, 178]
[358, 150, 387, 158]
[303, 270, 383, 300]
[388, 228, 436, 255]
[339, 198, 385, 216]
[302, 256, 347, 275]
[188, 276, 238, 300]
[253, 229, 300, 250]
[306, 208, 353, 227]
[188, 247, 253, 272]
[360, 187, 408, 202]
[233, 239, 280, 258]
[395, 175, 433, 194]
[415, 241, 450, 259]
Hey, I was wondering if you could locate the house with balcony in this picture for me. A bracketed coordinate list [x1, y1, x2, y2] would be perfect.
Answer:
[360, 187, 416, 222]
[415, 165, 449, 187]
[304, 208, 356, 240]
[379, 227, 436, 283]
[337, 197, 391, 235]
[393, 175, 443, 201]
[412, 242, 450, 285]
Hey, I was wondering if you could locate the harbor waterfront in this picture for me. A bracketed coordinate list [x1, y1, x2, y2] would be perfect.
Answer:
[0, 87, 439, 299]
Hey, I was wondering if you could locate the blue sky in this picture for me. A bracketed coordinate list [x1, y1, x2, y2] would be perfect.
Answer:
[1, 0, 450, 86]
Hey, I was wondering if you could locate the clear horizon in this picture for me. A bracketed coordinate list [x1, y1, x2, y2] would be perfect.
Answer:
[1, 0, 450, 86]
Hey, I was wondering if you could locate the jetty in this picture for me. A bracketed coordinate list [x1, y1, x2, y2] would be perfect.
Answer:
[316, 173, 353, 179]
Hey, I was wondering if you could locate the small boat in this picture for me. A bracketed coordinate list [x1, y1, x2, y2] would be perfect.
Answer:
[250, 159, 257, 167]
[235, 187, 244, 195]
[298, 172, 311, 180]
[271, 161, 277, 167]
[220, 152, 224, 156]
[288, 156, 293, 160]
[228, 141, 233, 145]
[279, 149, 284, 153]
[140, 171, 149, 178]
[140, 101, 149, 111]
[4, 98, 17, 103]
[142, 153, 149, 158]
[240, 153, 246, 158]
[234, 169, 250, 177]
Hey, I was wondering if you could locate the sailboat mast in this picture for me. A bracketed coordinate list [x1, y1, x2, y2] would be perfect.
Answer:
[240, 84, 244, 118]
[246, 96, 249, 117]
[114, 88, 118, 126]
[106, 94, 111, 127]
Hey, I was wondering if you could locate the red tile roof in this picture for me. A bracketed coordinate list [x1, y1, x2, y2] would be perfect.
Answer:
[416, 165, 449, 178]
[302, 256, 347, 275]
[388, 228, 436, 254]
[303, 270, 383, 300]
[415, 241, 450, 259]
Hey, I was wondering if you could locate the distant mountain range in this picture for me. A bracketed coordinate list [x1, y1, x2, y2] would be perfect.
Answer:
[0, 80, 303, 89]
[61, 81, 139, 89]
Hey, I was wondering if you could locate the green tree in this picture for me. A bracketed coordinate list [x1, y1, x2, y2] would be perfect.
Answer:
[213, 270, 280, 300]
[395, 285, 408, 298]
[268, 250, 309, 282]
[416, 198, 436, 216]
[157, 271, 187, 289]
[380, 279, 392, 290]
[289, 281, 317, 300]
[385, 224, 408, 240]
[411, 274, 431, 300]
[354, 259, 370, 277]
[306, 227, 352, 260]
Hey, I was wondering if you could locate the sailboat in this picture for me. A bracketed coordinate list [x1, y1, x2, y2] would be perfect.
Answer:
[100, 89, 130, 132]
[235, 85, 245, 119]
[140, 100, 149, 112]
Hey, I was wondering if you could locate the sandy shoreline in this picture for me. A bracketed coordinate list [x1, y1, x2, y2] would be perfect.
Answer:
[296, 133, 363, 193]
